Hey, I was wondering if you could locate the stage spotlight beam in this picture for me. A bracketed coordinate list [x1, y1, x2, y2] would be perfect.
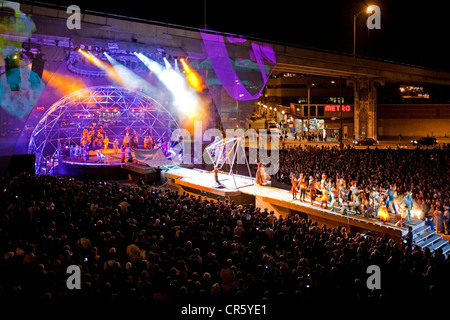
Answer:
[135, 52, 199, 115]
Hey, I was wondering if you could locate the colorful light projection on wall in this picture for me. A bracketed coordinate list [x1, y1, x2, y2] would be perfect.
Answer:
[199, 30, 276, 101]
[1, 1, 44, 118]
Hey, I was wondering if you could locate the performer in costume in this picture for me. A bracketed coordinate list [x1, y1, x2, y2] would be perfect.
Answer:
[309, 176, 316, 205]
[399, 191, 413, 222]
[132, 129, 138, 149]
[291, 174, 299, 200]
[97, 126, 105, 139]
[318, 173, 327, 198]
[123, 133, 131, 148]
[340, 184, 349, 214]
[320, 174, 328, 191]
[320, 183, 329, 209]
[256, 162, 270, 185]
[144, 135, 152, 149]
[353, 189, 362, 215]
[211, 165, 224, 188]
[298, 173, 307, 202]
[350, 180, 358, 209]
[99, 150, 107, 163]
[329, 182, 338, 212]
[377, 199, 390, 224]
[385, 184, 398, 215]
[113, 139, 119, 153]
[103, 136, 109, 151]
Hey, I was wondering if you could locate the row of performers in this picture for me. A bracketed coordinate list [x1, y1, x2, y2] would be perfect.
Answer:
[289, 174, 414, 225]
[79, 126, 170, 153]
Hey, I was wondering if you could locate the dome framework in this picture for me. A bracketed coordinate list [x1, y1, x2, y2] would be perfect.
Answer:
[29, 85, 180, 167]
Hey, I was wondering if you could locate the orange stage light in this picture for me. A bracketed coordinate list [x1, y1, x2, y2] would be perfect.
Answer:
[180, 58, 204, 92]
[42, 70, 86, 96]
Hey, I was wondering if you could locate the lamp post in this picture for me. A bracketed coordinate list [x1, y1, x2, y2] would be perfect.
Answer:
[307, 81, 314, 137]
[353, 6, 375, 58]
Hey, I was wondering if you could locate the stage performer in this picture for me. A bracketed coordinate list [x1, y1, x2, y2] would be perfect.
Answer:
[353, 189, 362, 215]
[103, 136, 109, 151]
[320, 173, 328, 190]
[132, 129, 138, 149]
[399, 191, 413, 222]
[212, 165, 224, 188]
[309, 176, 316, 205]
[82, 146, 89, 162]
[320, 183, 329, 209]
[290, 174, 299, 200]
[385, 184, 398, 215]
[127, 146, 133, 163]
[82, 126, 89, 137]
[255, 162, 270, 185]
[298, 173, 307, 202]
[256, 162, 264, 185]
[123, 133, 131, 148]
[350, 180, 358, 208]
[377, 200, 390, 224]
[144, 135, 152, 149]
[99, 150, 107, 164]
[329, 182, 338, 212]
[113, 139, 119, 153]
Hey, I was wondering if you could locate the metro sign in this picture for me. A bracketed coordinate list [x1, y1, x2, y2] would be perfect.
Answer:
[325, 105, 351, 112]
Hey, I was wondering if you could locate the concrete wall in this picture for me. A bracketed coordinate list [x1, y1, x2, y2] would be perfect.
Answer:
[378, 118, 450, 138]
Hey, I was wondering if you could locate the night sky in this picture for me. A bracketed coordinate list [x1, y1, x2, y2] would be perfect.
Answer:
[18, 0, 450, 71]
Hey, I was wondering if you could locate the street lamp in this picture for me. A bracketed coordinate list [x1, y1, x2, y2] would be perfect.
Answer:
[307, 82, 314, 136]
[353, 5, 376, 58]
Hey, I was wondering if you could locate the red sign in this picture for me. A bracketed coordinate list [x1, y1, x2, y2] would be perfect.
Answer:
[325, 105, 351, 112]
[36, 106, 45, 111]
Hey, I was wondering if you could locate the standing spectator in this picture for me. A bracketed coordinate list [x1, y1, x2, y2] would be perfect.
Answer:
[443, 207, 450, 235]
[404, 226, 414, 252]
[434, 207, 445, 233]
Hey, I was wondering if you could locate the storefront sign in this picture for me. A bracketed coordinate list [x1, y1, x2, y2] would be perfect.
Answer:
[325, 105, 351, 112]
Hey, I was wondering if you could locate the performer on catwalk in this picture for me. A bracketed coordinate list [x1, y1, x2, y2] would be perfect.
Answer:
[320, 182, 329, 209]
[385, 184, 398, 215]
[291, 174, 299, 200]
[377, 199, 390, 224]
[309, 176, 316, 205]
[329, 182, 338, 212]
[255, 161, 270, 185]
[399, 190, 414, 222]
[212, 165, 224, 188]
[298, 173, 307, 202]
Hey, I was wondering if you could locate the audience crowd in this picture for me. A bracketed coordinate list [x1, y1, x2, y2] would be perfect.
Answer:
[1, 169, 449, 310]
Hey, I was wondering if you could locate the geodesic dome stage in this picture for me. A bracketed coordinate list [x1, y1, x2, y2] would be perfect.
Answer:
[28, 85, 180, 166]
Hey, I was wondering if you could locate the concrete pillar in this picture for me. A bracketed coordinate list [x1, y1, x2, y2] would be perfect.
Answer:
[348, 78, 384, 140]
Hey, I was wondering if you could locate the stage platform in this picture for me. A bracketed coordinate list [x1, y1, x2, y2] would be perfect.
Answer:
[54, 149, 165, 182]
[164, 167, 424, 242]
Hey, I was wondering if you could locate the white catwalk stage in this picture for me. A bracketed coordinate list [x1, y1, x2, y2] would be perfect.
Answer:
[164, 166, 426, 243]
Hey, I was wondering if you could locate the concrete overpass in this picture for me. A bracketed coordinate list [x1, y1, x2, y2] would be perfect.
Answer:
[8, 2, 450, 139]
